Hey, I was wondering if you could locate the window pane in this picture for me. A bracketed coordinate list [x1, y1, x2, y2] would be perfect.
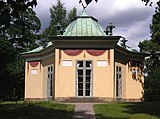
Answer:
[119, 67, 121, 72]
[85, 90, 90, 96]
[86, 70, 91, 75]
[78, 90, 83, 96]
[116, 74, 118, 79]
[51, 66, 53, 72]
[78, 83, 83, 89]
[116, 89, 118, 97]
[77, 61, 83, 67]
[78, 76, 83, 82]
[78, 70, 83, 75]
[119, 74, 121, 78]
[48, 67, 50, 72]
[51, 74, 52, 79]
[85, 83, 90, 89]
[50, 91, 52, 96]
[116, 80, 119, 85]
[86, 77, 91, 82]
[116, 66, 118, 72]
[86, 61, 91, 67]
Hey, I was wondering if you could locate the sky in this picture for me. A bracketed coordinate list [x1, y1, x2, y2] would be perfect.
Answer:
[34, 0, 158, 50]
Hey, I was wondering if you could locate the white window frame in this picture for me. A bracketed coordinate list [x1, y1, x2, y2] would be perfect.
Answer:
[47, 66, 53, 98]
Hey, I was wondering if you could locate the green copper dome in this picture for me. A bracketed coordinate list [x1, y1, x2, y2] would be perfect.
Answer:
[62, 10, 106, 36]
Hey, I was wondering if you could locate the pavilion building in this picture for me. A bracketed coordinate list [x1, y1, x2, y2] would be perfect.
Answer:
[22, 10, 146, 102]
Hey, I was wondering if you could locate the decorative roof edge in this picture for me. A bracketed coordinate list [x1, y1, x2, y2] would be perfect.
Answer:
[21, 36, 147, 56]
[21, 41, 53, 55]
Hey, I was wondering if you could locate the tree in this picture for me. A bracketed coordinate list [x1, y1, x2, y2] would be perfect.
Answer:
[67, 7, 77, 26]
[42, 0, 77, 37]
[0, 38, 25, 101]
[0, 0, 40, 101]
[0, 0, 40, 52]
[139, 1, 160, 101]
[0, 0, 37, 30]
[150, 1, 160, 44]
[0, 38, 17, 100]
[1, 8, 41, 52]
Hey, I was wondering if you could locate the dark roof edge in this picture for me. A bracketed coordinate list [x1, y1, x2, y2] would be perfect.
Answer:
[115, 45, 148, 56]
[70, 16, 98, 23]
[49, 36, 121, 40]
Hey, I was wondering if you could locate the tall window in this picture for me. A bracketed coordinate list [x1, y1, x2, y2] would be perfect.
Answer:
[47, 66, 53, 98]
[116, 66, 122, 98]
[76, 61, 92, 97]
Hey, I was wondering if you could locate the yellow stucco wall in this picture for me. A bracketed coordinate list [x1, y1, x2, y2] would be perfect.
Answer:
[25, 61, 43, 99]
[41, 55, 54, 99]
[55, 49, 115, 98]
[25, 54, 54, 99]
[126, 63, 144, 100]
[93, 49, 114, 98]
[115, 54, 144, 100]
[25, 48, 144, 101]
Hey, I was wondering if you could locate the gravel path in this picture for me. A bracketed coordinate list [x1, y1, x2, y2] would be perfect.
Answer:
[72, 103, 96, 119]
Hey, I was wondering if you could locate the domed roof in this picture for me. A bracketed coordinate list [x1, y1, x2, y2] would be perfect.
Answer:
[62, 10, 106, 36]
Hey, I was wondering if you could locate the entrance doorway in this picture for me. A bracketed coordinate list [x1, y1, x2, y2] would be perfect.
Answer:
[76, 60, 92, 97]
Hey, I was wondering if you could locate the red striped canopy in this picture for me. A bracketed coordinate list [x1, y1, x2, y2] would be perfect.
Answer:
[86, 50, 106, 56]
[63, 50, 106, 56]
[63, 50, 83, 56]
[29, 61, 39, 67]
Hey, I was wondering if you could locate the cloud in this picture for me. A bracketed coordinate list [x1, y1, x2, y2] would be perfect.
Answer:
[107, 8, 152, 27]
[114, 18, 152, 49]
[34, 0, 157, 49]
[113, 0, 146, 11]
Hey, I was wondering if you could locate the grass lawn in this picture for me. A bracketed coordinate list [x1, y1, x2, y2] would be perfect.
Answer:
[0, 101, 74, 119]
[94, 101, 160, 119]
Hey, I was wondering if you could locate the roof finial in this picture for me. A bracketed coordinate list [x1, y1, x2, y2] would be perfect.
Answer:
[120, 37, 128, 48]
[104, 22, 115, 36]
[79, 0, 86, 9]
[79, 0, 98, 9]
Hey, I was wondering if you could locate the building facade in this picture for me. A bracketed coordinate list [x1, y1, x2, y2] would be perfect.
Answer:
[22, 11, 146, 102]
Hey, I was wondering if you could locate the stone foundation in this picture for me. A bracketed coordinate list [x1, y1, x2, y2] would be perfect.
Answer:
[25, 97, 142, 102]
[120, 98, 142, 102]
[24, 98, 53, 102]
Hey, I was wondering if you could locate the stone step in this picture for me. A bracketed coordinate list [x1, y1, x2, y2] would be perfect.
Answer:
[62, 97, 105, 103]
